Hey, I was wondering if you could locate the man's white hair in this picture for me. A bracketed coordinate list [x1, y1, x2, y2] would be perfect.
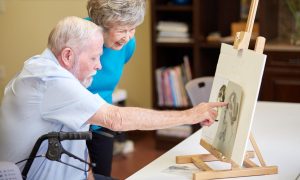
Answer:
[47, 16, 103, 55]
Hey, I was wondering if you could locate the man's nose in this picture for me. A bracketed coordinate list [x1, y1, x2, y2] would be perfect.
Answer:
[95, 60, 102, 70]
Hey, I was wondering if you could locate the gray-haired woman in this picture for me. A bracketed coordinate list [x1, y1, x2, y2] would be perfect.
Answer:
[85, 0, 146, 177]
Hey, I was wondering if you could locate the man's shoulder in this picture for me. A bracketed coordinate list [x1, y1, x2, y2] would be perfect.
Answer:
[23, 55, 72, 80]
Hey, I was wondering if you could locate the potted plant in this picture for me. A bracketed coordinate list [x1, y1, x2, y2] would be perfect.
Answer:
[286, 0, 300, 45]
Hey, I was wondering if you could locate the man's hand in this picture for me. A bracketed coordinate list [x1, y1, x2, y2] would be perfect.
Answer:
[190, 102, 228, 127]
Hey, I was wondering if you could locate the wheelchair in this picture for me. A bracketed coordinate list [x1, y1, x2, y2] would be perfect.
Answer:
[0, 131, 115, 180]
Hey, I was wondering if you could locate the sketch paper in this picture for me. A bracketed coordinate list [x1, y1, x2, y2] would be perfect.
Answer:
[201, 43, 266, 166]
[213, 80, 243, 158]
[162, 165, 199, 179]
[201, 77, 229, 142]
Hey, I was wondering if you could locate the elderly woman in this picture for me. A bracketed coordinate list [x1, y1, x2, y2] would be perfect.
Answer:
[85, 0, 146, 176]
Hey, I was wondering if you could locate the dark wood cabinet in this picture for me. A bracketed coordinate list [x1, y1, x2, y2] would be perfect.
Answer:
[260, 50, 300, 102]
[151, 0, 299, 149]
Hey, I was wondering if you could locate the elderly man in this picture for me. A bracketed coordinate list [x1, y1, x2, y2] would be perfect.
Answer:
[0, 16, 226, 180]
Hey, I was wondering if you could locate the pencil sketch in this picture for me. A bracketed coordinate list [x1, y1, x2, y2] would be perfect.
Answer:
[217, 85, 226, 102]
[296, 173, 300, 180]
[213, 81, 243, 158]
[162, 165, 199, 178]
[201, 76, 229, 142]
[216, 85, 226, 121]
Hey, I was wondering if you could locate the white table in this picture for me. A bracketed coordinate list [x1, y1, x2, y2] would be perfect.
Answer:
[127, 102, 300, 180]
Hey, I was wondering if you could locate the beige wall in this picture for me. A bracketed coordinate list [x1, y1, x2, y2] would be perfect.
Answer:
[0, 0, 152, 108]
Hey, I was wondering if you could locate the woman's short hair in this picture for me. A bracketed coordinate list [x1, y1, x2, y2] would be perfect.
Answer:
[87, 0, 146, 29]
[47, 16, 103, 55]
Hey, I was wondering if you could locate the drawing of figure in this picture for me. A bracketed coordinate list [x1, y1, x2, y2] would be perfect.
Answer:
[216, 85, 226, 121]
[217, 85, 226, 102]
[222, 92, 239, 144]
[228, 92, 239, 126]
[213, 81, 242, 158]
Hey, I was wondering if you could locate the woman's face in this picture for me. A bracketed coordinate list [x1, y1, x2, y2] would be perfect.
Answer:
[103, 25, 136, 50]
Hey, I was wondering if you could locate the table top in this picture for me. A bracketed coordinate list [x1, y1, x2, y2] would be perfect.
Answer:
[127, 101, 300, 180]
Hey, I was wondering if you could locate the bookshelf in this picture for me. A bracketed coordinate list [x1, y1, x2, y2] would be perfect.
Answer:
[151, 0, 300, 150]
[151, 0, 240, 150]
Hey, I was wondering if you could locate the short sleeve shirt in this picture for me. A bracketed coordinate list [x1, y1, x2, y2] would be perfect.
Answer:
[0, 49, 106, 180]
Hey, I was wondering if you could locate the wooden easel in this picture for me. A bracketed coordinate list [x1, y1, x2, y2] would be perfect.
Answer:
[176, 0, 278, 179]
[176, 133, 278, 179]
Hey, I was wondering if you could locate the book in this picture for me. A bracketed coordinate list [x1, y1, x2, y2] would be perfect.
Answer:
[183, 55, 192, 82]
[156, 37, 192, 43]
[156, 21, 188, 33]
[158, 31, 189, 38]
[155, 68, 164, 106]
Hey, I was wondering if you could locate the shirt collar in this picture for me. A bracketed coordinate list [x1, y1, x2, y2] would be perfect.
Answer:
[41, 48, 60, 65]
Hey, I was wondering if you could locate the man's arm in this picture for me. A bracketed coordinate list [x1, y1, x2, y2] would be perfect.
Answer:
[87, 102, 227, 131]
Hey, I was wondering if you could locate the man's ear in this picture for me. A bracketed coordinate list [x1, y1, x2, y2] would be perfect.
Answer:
[60, 47, 75, 70]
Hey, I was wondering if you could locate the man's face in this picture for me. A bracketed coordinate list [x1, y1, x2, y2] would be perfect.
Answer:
[103, 25, 136, 50]
[71, 35, 103, 87]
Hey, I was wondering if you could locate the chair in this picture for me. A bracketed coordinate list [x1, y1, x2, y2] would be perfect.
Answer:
[185, 76, 214, 106]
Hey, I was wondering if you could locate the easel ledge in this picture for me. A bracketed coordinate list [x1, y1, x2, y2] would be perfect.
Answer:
[176, 136, 278, 180]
